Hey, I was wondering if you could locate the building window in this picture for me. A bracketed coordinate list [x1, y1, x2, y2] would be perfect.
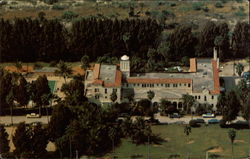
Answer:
[188, 84, 191, 87]
[179, 83, 182, 86]
[204, 96, 207, 101]
[137, 84, 140, 86]
[165, 84, 170, 87]
[211, 104, 214, 107]
[105, 96, 107, 99]
[198, 96, 200, 99]
[113, 88, 117, 92]
[195, 96, 197, 99]
[95, 88, 99, 92]
[211, 95, 214, 99]
[95, 95, 99, 99]
[157, 84, 159, 87]
[173, 84, 178, 87]
[184, 84, 186, 86]
[161, 84, 163, 87]
[105, 88, 107, 94]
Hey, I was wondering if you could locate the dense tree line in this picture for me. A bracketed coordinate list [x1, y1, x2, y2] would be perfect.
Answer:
[0, 18, 162, 62]
[1, 17, 249, 64]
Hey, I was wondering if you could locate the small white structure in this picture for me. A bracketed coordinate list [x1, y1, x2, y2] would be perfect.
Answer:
[120, 55, 130, 78]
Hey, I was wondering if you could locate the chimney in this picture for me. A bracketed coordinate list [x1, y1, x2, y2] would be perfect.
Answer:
[213, 47, 219, 68]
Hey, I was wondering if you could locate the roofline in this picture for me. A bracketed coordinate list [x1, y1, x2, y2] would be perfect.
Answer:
[210, 59, 220, 95]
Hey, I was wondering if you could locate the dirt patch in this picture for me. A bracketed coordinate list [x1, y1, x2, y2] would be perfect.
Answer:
[187, 140, 194, 144]
[207, 146, 223, 153]
[153, 144, 163, 147]
[164, 137, 171, 142]
[235, 140, 247, 143]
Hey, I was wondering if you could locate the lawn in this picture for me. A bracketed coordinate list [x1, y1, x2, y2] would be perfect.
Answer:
[107, 124, 250, 159]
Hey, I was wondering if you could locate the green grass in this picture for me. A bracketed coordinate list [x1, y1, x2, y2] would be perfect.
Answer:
[107, 124, 250, 159]
[48, 80, 56, 93]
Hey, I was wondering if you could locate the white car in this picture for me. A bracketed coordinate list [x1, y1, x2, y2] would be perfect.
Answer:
[26, 113, 40, 118]
[202, 113, 215, 118]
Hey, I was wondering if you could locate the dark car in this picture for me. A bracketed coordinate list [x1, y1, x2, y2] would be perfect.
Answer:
[169, 113, 181, 118]
[208, 119, 219, 124]
[195, 118, 205, 124]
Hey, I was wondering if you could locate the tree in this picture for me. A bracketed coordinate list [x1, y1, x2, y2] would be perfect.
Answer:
[12, 122, 31, 157]
[33, 75, 51, 115]
[147, 90, 155, 101]
[6, 87, 14, 125]
[81, 55, 90, 70]
[48, 104, 73, 142]
[61, 79, 86, 105]
[15, 76, 29, 107]
[30, 123, 49, 158]
[231, 22, 250, 58]
[236, 79, 249, 104]
[0, 125, 10, 155]
[182, 94, 195, 114]
[228, 129, 236, 159]
[55, 60, 73, 83]
[242, 96, 250, 122]
[110, 91, 118, 103]
[15, 61, 22, 73]
[235, 63, 244, 76]
[184, 125, 191, 142]
[221, 90, 241, 123]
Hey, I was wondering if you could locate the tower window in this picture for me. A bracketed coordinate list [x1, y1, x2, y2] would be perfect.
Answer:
[105, 88, 107, 94]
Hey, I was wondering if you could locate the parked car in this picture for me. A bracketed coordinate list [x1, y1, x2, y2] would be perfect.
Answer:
[202, 113, 215, 118]
[26, 113, 40, 118]
[195, 118, 205, 124]
[170, 113, 181, 118]
[208, 119, 219, 124]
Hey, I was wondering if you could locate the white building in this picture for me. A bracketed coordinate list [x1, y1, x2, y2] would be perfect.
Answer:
[84, 52, 220, 110]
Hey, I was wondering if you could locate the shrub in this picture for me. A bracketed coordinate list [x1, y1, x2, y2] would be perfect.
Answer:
[202, 6, 209, 12]
[49, 61, 58, 67]
[214, 2, 223, 8]
[43, 0, 58, 5]
[189, 120, 200, 127]
[62, 11, 78, 20]
[33, 63, 43, 70]
[235, 10, 246, 17]
[192, 2, 204, 11]
[52, 4, 66, 10]
[219, 119, 227, 128]
[169, 2, 176, 7]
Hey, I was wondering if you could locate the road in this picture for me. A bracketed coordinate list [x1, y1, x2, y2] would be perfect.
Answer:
[0, 114, 246, 125]
[0, 116, 51, 125]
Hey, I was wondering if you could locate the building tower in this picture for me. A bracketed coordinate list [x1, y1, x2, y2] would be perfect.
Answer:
[213, 47, 219, 68]
[120, 55, 130, 78]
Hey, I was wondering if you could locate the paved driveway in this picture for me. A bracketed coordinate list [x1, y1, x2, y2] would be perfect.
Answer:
[0, 116, 50, 125]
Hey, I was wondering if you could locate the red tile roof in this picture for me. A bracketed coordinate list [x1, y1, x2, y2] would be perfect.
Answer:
[210, 60, 220, 95]
[126, 78, 192, 84]
[189, 58, 197, 72]
[4, 66, 33, 73]
[92, 64, 122, 87]
[93, 64, 100, 80]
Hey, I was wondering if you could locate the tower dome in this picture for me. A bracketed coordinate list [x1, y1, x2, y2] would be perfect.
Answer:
[121, 55, 129, 61]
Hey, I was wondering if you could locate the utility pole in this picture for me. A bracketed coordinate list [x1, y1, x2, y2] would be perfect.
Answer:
[206, 151, 209, 159]
[69, 136, 72, 159]
[76, 150, 78, 159]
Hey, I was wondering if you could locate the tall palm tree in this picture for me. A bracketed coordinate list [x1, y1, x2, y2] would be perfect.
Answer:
[235, 63, 244, 77]
[182, 94, 195, 115]
[228, 129, 236, 159]
[184, 125, 191, 142]
[55, 60, 73, 83]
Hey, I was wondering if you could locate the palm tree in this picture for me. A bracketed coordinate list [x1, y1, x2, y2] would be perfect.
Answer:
[15, 61, 22, 73]
[228, 129, 236, 159]
[109, 127, 116, 157]
[6, 88, 14, 125]
[184, 125, 191, 142]
[55, 60, 73, 83]
[182, 94, 195, 115]
[235, 63, 244, 77]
